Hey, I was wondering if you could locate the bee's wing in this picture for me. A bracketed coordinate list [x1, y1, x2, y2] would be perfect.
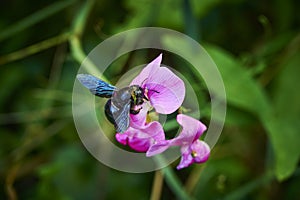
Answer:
[110, 99, 131, 133]
[77, 74, 116, 98]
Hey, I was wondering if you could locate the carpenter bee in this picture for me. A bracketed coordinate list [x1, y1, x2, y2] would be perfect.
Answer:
[77, 74, 148, 133]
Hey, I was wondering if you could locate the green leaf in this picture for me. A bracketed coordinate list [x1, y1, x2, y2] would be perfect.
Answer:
[264, 117, 300, 180]
[204, 44, 271, 116]
[201, 43, 300, 180]
[263, 51, 300, 180]
[0, 0, 77, 42]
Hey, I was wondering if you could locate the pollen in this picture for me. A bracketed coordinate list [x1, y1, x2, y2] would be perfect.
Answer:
[191, 151, 197, 158]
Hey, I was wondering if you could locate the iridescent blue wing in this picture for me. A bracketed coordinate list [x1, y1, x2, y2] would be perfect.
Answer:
[77, 74, 116, 98]
[113, 101, 131, 133]
[105, 99, 131, 133]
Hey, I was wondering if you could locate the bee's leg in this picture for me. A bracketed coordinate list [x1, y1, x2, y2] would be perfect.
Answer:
[144, 88, 159, 101]
[143, 96, 149, 101]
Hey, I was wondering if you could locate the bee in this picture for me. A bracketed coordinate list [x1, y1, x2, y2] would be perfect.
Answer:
[77, 74, 148, 133]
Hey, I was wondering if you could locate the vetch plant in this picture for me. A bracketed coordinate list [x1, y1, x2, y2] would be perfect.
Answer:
[147, 114, 210, 170]
[77, 54, 210, 169]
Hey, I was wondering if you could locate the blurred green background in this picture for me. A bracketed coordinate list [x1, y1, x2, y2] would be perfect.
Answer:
[1, 0, 300, 199]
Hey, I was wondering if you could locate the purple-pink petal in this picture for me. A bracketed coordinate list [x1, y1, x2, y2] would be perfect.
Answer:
[115, 133, 128, 146]
[146, 140, 170, 157]
[131, 54, 162, 86]
[129, 103, 148, 129]
[176, 140, 210, 170]
[146, 114, 207, 156]
[144, 67, 185, 114]
[176, 145, 193, 170]
[170, 114, 207, 146]
[146, 114, 210, 169]
[130, 54, 185, 114]
[116, 121, 165, 152]
[190, 140, 210, 163]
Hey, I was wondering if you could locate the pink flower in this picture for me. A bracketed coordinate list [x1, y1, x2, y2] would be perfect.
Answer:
[116, 54, 185, 151]
[115, 55, 210, 170]
[115, 121, 165, 152]
[116, 106, 165, 152]
[130, 53, 185, 115]
[146, 114, 210, 170]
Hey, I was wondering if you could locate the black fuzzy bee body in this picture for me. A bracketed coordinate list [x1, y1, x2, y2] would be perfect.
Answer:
[77, 74, 147, 133]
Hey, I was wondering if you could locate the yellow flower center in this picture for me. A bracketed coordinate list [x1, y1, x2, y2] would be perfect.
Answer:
[191, 151, 197, 158]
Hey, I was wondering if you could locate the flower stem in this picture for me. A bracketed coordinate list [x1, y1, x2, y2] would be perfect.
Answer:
[0, 0, 77, 42]
[150, 170, 164, 200]
[183, 0, 200, 41]
[184, 165, 205, 194]
[155, 155, 194, 200]
[69, 0, 108, 81]
[0, 32, 70, 65]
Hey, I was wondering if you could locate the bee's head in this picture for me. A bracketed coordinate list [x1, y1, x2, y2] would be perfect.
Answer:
[130, 85, 147, 105]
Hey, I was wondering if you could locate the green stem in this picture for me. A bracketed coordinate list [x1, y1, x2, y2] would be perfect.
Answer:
[155, 156, 194, 200]
[69, 0, 108, 81]
[69, 35, 104, 79]
[71, 0, 94, 37]
[150, 171, 164, 200]
[0, 32, 70, 65]
[0, 106, 72, 125]
[183, 0, 200, 41]
[184, 165, 205, 194]
[0, 0, 77, 42]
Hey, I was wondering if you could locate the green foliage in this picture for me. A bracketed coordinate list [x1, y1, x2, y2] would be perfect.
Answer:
[263, 48, 300, 180]
[204, 44, 271, 116]
[205, 39, 300, 181]
[0, 0, 300, 199]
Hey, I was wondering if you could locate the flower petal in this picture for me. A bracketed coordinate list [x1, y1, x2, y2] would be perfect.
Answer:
[144, 121, 165, 142]
[115, 133, 128, 145]
[176, 145, 193, 170]
[129, 103, 149, 128]
[147, 114, 208, 160]
[146, 140, 170, 157]
[130, 54, 185, 114]
[127, 132, 152, 152]
[175, 140, 210, 169]
[116, 128, 149, 152]
[116, 121, 165, 152]
[191, 140, 210, 163]
[170, 114, 207, 146]
[145, 67, 185, 114]
[131, 54, 162, 86]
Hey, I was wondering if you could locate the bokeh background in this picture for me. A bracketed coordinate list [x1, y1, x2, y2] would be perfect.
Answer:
[1, 0, 300, 199]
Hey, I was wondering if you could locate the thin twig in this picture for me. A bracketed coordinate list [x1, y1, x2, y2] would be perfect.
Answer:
[0, 32, 70, 65]
[5, 164, 20, 200]
[184, 165, 205, 194]
[0, 0, 77, 42]
[155, 156, 194, 200]
[150, 171, 164, 200]
[68, 0, 107, 81]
